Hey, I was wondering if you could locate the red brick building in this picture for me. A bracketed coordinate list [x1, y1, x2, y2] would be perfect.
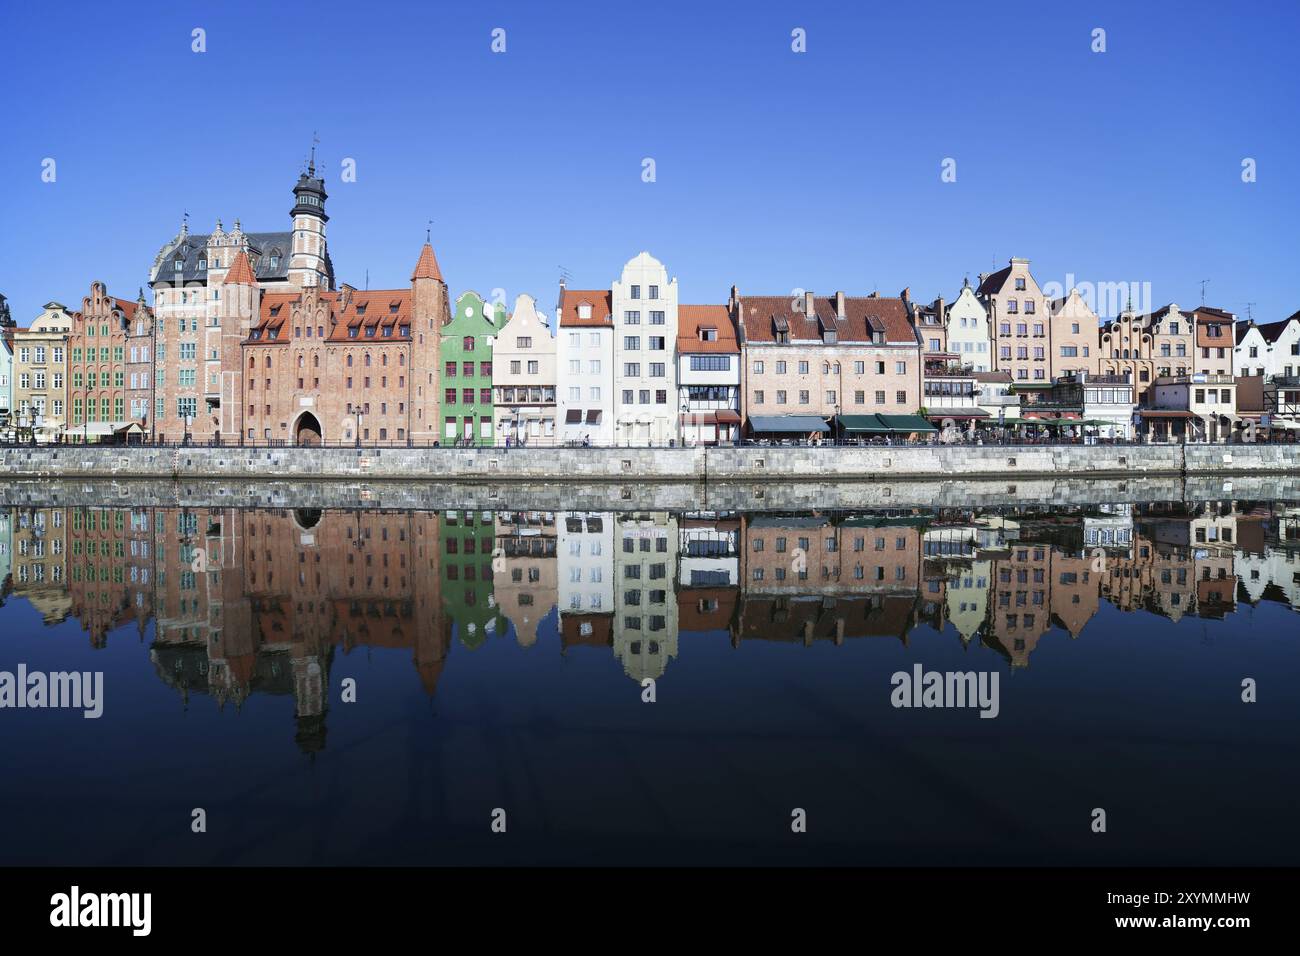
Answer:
[67, 282, 137, 440]
[235, 244, 447, 445]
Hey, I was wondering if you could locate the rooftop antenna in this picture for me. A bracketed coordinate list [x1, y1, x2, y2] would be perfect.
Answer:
[1245, 302, 1256, 322]
[558, 265, 573, 285]
[1200, 278, 1210, 305]
[308, 131, 319, 175]
[426, 219, 433, 244]
[365, 268, 370, 291]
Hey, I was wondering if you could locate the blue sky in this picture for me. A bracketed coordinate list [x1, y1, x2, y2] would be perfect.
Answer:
[1, 0, 1296, 323]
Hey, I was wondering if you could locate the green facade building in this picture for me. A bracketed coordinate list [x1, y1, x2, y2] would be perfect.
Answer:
[440, 509, 507, 649]
[439, 291, 502, 446]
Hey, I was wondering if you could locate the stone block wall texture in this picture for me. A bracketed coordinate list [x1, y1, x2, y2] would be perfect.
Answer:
[1, 442, 1296, 483]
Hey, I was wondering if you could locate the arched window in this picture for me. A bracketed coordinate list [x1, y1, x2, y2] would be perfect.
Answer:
[382, 353, 388, 366]
[364, 353, 372, 367]
[265, 355, 272, 368]
[313, 354, 319, 368]
[399, 354, 405, 367]
[297, 355, 304, 368]
[347, 354, 353, 367]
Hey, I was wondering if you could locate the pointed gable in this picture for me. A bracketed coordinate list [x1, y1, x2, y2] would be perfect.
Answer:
[223, 250, 258, 286]
[411, 243, 443, 282]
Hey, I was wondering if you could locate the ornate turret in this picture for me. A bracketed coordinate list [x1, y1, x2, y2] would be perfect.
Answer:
[291, 150, 329, 223]
[289, 143, 331, 290]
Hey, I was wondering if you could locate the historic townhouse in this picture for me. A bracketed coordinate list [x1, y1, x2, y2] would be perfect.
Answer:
[492, 293, 556, 445]
[12, 302, 73, 440]
[1235, 312, 1300, 379]
[239, 241, 447, 446]
[492, 512, 558, 647]
[943, 280, 992, 372]
[9, 506, 69, 622]
[676, 304, 740, 445]
[556, 285, 614, 445]
[612, 511, 679, 680]
[733, 288, 922, 439]
[1, 293, 14, 426]
[1101, 303, 1196, 404]
[1190, 306, 1237, 377]
[611, 252, 680, 446]
[978, 260, 1092, 383]
[125, 295, 155, 425]
[439, 291, 501, 446]
[66, 282, 136, 440]
[1045, 288, 1097, 378]
[1098, 303, 1192, 404]
[148, 162, 336, 441]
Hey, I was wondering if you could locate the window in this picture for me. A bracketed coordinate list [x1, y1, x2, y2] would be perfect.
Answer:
[463, 336, 475, 351]
[649, 311, 665, 325]
[690, 355, 729, 371]
[517, 336, 532, 349]
[753, 361, 765, 374]
[624, 311, 640, 325]
[630, 285, 640, 300]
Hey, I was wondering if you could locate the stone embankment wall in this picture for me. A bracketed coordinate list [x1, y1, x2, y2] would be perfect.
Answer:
[2, 442, 1295, 483]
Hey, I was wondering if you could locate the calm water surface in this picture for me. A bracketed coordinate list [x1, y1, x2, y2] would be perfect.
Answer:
[1, 497, 1297, 865]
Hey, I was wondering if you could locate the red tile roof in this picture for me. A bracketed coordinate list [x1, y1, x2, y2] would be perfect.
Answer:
[248, 289, 414, 344]
[223, 250, 258, 286]
[411, 243, 443, 282]
[559, 288, 613, 328]
[676, 304, 737, 353]
[736, 294, 918, 346]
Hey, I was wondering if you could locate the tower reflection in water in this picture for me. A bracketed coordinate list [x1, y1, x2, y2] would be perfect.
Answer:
[2, 501, 1298, 753]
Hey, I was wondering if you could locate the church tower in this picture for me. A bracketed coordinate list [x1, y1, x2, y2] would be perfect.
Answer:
[288, 148, 330, 290]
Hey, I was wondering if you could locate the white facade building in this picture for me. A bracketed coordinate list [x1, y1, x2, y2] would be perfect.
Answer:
[676, 304, 740, 444]
[1235, 314, 1300, 380]
[493, 293, 556, 445]
[944, 281, 992, 372]
[611, 252, 679, 446]
[556, 287, 614, 445]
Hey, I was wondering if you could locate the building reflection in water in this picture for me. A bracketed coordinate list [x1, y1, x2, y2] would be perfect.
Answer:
[2, 499, 1299, 752]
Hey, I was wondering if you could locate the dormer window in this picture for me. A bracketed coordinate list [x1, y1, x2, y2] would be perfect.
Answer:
[700, 327, 718, 342]
[356, 304, 367, 315]
[269, 255, 280, 269]
[578, 303, 592, 320]
[173, 260, 183, 271]
[198, 259, 207, 270]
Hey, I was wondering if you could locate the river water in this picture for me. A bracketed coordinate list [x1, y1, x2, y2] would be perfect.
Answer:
[1, 494, 1297, 865]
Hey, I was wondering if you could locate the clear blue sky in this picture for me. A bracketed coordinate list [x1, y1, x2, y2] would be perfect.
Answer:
[1, 0, 1296, 324]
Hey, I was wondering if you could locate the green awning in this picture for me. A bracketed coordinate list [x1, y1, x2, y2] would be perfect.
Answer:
[749, 415, 830, 433]
[839, 414, 891, 433]
[876, 414, 939, 434]
[839, 413, 938, 434]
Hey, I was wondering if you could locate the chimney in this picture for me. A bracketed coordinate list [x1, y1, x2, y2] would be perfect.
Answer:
[937, 296, 945, 324]
[900, 287, 910, 304]
[803, 290, 815, 317]
[978, 272, 987, 287]
[835, 291, 845, 320]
